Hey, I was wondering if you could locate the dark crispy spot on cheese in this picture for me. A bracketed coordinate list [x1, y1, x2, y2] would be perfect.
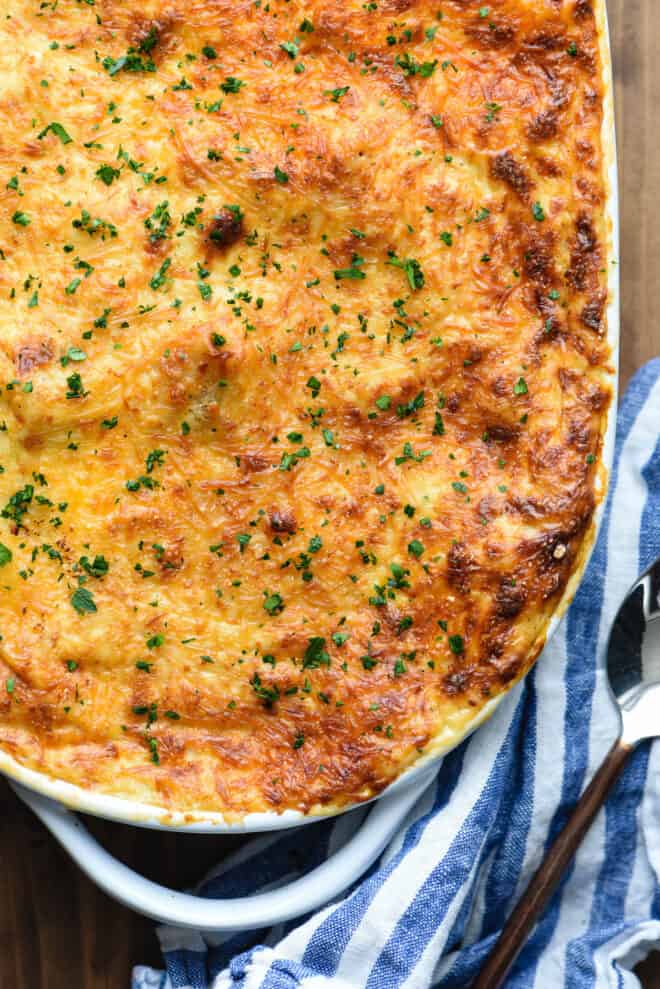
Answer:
[207, 209, 244, 250]
[523, 232, 557, 288]
[485, 422, 520, 443]
[443, 669, 472, 695]
[240, 453, 271, 473]
[447, 542, 475, 594]
[495, 580, 528, 619]
[490, 152, 532, 199]
[574, 0, 593, 20]
[525, 30, 566, 51]
[580, 291, 606, 332]
[16, 341, 53, 376]
[566, 213, 599, 291]
[269, 508, 297, 534]
[466, 22, 516, 49]
[527, 109, 559, 142]
[128, 15, 178, 53]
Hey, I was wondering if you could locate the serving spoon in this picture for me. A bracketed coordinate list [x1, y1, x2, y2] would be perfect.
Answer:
[474, 556, 660, 989]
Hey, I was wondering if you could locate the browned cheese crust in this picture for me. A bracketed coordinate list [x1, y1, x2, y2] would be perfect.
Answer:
[0, 0, 612, 816]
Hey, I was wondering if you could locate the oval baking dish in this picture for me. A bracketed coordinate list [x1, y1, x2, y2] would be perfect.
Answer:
[0, 0, 618, 929]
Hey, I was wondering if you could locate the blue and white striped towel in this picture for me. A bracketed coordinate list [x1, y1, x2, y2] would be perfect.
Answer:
[134, 359, 660, 989]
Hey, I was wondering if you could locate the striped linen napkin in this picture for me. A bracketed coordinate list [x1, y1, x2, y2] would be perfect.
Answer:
[134, 358, 660, 989]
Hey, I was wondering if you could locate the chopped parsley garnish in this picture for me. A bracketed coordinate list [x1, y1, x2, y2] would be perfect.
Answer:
[148, 737, 160, 764]
[2, 485, 33, 527]
[394, 657, 407, 677]
[95, 164, 120, 186]
[38, 121, 73, 144]
[485, 101, 502, 123]
[65, 372, 88, 399]
[220, 76, 245, 93]
[395, 443, 431, 465]
[79, 554, 108, 578]
[250, 673, 280, 707]
[145, 449, 165, 473]
[0, 543, 12, 566]
[150, 257, 171, 290]
[334, 254, 366, 280]
[302, 637, 330, 669]
[387, 253, 424, 291]
[532, 201, 546, 222]
[513, 376, 528, 395]
[102, 51, 156, 77]
[395, 53, 437, 77]
[263, 591, 285, 615]
[396, 391, 424, 419]
[280, 40, 299, 59]
[71, 586, 97, 615]
[325, 86, 350, 102]
[72, 210, 117, 239]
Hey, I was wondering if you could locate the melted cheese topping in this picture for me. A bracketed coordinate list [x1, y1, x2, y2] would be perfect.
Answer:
[0, 0, 612, 816]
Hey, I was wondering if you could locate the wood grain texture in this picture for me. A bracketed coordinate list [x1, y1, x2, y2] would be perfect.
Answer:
[0, 1, 658, 986]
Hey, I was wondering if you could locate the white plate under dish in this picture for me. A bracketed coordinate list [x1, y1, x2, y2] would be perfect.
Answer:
[6, 0, 620, 932]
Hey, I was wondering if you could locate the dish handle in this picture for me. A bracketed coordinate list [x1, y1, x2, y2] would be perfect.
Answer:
[11, 772, 434, 933]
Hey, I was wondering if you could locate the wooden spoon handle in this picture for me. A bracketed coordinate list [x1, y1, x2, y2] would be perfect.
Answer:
[472, 738, 633, 989]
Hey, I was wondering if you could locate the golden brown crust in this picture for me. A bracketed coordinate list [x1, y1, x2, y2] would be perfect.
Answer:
[0, 0, 612, 816]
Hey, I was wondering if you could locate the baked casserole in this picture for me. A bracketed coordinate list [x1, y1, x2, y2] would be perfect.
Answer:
[0, 0, 613, 816]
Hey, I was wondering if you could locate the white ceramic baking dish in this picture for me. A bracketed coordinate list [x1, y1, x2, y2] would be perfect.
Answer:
[5, 2, 619, 933]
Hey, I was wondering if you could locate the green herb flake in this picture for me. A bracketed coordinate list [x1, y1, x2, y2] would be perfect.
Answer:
[263, 591, 285, 615]
[38, 121, 73, 145]
[325, 86, 350, 103]
[71, 586, 97, 615]
[532, 201, 546, 222]
[220, 77, 245, 94]
[302, 636, 330, 669]
[448, 634, 464, 655]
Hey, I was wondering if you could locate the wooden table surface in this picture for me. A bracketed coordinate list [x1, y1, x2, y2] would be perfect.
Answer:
[1, 1, 659, 986]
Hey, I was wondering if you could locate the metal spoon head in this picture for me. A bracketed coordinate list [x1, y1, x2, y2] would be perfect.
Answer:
[606, 556, 660, 743]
